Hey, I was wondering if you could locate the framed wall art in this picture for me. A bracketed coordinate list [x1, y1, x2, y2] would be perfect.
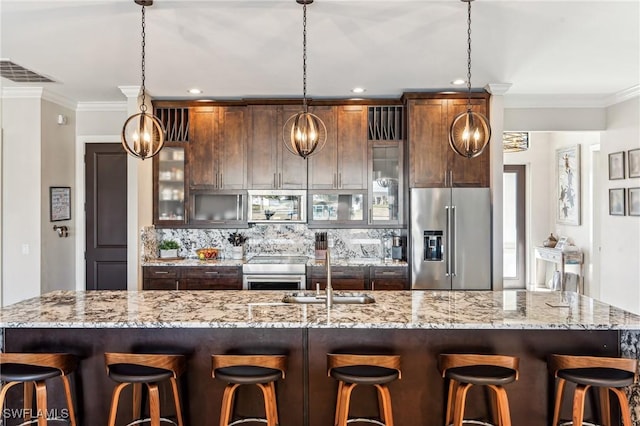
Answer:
[608, 151, 625, 180]
[50, 186, 71, 221]
[609, 188, 625, 216]
[556, 145, 580, 225]
[629, 187, 640, 216]
[628, 148, 640, 178]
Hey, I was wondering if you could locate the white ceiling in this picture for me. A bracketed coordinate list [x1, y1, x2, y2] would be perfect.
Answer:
[1, 0, 639, 106]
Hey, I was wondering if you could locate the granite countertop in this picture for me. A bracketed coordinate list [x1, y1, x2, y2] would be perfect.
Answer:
[1, 290, 638, 330]
[142, 257, 408, 267]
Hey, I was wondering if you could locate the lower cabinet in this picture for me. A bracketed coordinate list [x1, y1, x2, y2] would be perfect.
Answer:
[370, 266, 408, 290]
[143, 266, 242, 290]
[307, 266, 367, 291]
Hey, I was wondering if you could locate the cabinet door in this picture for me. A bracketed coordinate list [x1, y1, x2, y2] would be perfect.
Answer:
[279, 105, 308, 189]
[407, 99, 448, 188]
[218, 107, 247, 190]
[180, 267, 242, 290]
[154, 146, 186, 225]
[337, 105, 368, 189]
[369, 143, 403, 226]
[189, 108, 218, 188]
[142, 267, 179, 290]
[308, 106, 338, 189]
[447, 99, 490, 187]
[248, 105, 279, 189]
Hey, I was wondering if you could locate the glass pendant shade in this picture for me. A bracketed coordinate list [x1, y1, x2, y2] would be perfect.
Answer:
[449, 109, 491, 158]
[122, 110, 166, 160]
[283, 110, 327, 159]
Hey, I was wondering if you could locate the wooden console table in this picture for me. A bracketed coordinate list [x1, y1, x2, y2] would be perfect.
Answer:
[534, 246, 584, 293]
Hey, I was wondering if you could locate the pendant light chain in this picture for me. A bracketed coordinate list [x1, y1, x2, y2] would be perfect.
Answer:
[140, 4, 147, 113]
[466, 0, 472, 112]
[302, 1, 308, 112]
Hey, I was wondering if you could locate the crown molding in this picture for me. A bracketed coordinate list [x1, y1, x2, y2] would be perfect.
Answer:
[2, 87, 76, 110]
[603, 85, 639, 107]
[485, 83, 512, 96]
[41, 90, 77, 110]
[119, 85, 141, 99]
[76, 102, 128, 112]
[504, 86, 640, 109]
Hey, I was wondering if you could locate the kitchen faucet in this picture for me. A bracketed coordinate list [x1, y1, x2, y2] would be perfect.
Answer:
[316, 247, 334, 308]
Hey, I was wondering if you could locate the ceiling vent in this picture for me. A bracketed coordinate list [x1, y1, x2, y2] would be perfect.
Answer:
[0, 60, 55, 83]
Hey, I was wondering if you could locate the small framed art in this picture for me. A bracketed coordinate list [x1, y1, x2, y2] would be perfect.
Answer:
[628, 148, 640, 178]
[609, 188, 625, 216]
[608, 151, 625, 180]
[50, 186, 71, 221]
[629, 187, 640, 216]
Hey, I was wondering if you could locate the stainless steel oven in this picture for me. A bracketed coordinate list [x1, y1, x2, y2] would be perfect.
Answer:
[242, 256, 308, 290]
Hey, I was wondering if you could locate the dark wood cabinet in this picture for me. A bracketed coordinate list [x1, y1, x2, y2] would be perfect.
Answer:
[247, 105, 307, 189]
[143, 266, 242, 290]
[189, 106, 246, 190]
[309, 106, 367, 190]
[406, 94, 490, 188]
[307, 265, 367, 291]
[369, 266, 408, 290]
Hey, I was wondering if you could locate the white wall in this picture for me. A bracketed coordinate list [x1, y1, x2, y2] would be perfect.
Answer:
[41, 100, 76, 293]
[599, 97, 640, 314]
[505, 107, 606, 131]
[1, 97, 42, 306]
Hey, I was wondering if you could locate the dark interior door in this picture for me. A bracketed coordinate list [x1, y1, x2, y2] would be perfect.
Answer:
[85, 144, 128, 290]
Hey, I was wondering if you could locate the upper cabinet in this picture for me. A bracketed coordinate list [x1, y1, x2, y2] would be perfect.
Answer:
[247, 105, 308, 189]
[189, 106, 246, 190]
[308, 105, 367, 190]
[405, 94, 490, 188]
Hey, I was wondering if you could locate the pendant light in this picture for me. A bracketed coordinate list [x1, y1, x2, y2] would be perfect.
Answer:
[448, 0, 491, 159]
[282, 0, 327, 159]
[121, 0, 165, 160]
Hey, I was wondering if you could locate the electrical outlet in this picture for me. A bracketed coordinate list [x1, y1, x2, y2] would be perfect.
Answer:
[21, 244, 29, 255]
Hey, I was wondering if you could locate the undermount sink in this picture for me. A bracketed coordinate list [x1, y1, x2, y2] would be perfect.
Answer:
[282, 292, 376, 305]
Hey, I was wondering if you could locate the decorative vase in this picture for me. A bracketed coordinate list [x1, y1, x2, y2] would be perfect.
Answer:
[231, 246, 244, 260]
[159, 249, 178, 259]
[543, 233, 558, 248]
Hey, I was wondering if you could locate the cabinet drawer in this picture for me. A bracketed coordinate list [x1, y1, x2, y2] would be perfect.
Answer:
[143, 267, 179, 279]
[309, 266, 365, 279]
[371, 267, 408, 279]
[181, 278, 242, 290]
[143, 279, 179, 290]
[182, 267, 241, 279]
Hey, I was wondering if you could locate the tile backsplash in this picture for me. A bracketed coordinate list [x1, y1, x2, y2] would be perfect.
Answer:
[141, 225, 405, 261]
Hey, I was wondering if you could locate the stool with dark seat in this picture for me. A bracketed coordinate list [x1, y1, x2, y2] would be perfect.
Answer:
[438, 354, 519, 426]
[327, 353, 401, 426]
[105, 352, 185, 426]
[212, 354, 287, 426]
[549, 354, 638, 426]
[0, 353, 78, 426]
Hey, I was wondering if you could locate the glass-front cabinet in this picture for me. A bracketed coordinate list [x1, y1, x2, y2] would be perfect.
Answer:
[308, 192, 366, 227]
[369, 143, 403, 226]
[155, 146, 186, 225]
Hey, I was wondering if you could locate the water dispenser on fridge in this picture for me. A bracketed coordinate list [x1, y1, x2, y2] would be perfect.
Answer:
[423, 231, 443, 261]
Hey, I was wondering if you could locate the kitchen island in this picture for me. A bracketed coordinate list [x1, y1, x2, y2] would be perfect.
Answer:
[1, 290, 639, 425]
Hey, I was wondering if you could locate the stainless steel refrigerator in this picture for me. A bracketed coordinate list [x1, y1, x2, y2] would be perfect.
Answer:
[410, 188, 492, 290]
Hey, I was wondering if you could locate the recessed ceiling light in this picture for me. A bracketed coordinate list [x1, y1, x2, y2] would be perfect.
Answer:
[451, 79, 466, 86]
[351, 87, 366, 94]
[188, 88, 203, 94]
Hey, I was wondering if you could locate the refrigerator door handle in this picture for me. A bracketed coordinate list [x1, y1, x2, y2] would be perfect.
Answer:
[451, 205, 457, 276]
[445, 205, 450, 276]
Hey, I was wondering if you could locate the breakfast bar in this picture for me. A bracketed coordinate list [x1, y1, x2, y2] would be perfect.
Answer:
[1, 290, 639, 425]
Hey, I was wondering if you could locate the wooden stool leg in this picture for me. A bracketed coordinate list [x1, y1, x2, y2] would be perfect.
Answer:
[169, 377, 184, 426]
[610, 387, 633, 426]
[338, 383, 357, 426]
[445, 380, 458, 426]
[34, 380, 47, 426]
[552, 378, 566, 426]
[488, 385, 501, 426]
[268, 381, 279, 425]
[572, 384, 590, 426]
[334, 380, 344, 426]
[60, 375, 77, 426]
[375, 384, 394, 426]
[257, 383, 275, 426]
[598, 386, 611, 426]
[452, 382, 472, 426]
[219, 384, 240, 426]
[488, 385, 512, 426]
[132, 382, 142, 421]
[23, 381, 34, 423]
[0, 382, 21, 415]
[147, 383, 161, 426]
[108, 382, 129, 426]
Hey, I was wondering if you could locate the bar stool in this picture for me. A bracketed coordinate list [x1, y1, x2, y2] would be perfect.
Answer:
[105, 352, 185, 426]
[438, 354, 519, 426]
[549, 354, 638, 426]
[212, 354, 287, 426]
[327, 353, 401, 426]
[0, 353, 78, 426]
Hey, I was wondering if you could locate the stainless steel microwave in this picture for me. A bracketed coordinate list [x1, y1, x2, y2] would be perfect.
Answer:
[247, 190, 306, 223]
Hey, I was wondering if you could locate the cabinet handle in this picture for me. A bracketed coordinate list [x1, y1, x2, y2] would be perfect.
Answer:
[368, 208, 372, 225]
[154, 271, 169, 275]
[333, 173, 337, 189]
[205, 271, 220, 275]
[338, 172, 342, 188]
[175, 280, 179, 290]
[220, 173, 223, 188]
[216, 173, 219, 189]
[279, 173, 282, 188]
[371, 280, 375, 291]
[273, 173, 277, 189]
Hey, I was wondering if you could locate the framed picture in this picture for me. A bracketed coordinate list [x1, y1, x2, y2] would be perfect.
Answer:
[628, 148, 640, 178]
[555, 236, 569, 251]
[50, 186, 71, 221]
[608, 151, 625, 180]
[629, 187, 640, 216]
[609, 188, 625, 216]
[556, 145, 580, 225]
